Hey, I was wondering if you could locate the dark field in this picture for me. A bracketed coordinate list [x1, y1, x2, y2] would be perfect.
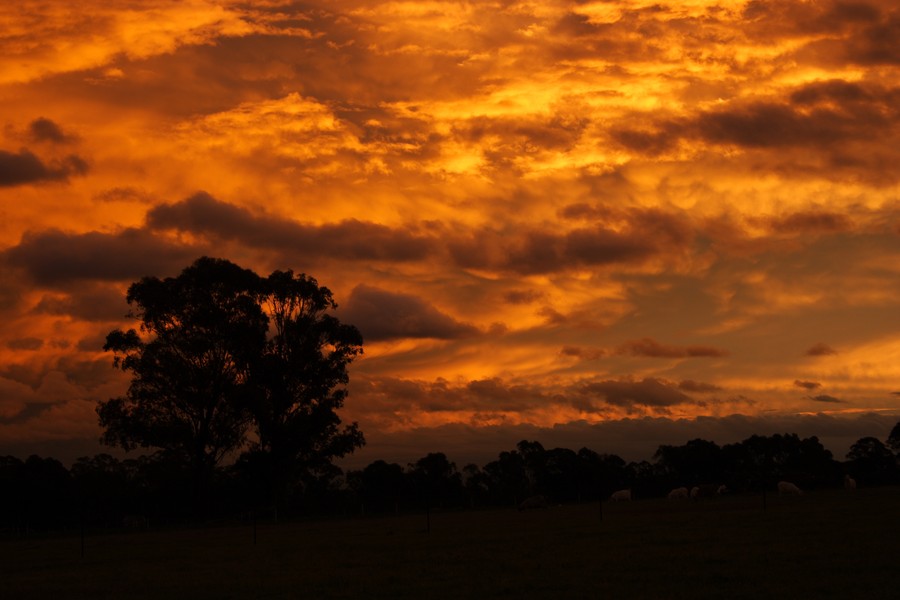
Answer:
[3, 487, 899, 599]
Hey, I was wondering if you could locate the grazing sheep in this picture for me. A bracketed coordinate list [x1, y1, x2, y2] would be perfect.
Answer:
[610, 489, 632, 502]
[667, 487, 689, 500]
[717, 484, 728, 495]
[844, 475, 857, 490]
[777, 481, 802, 495]
[518, 495, 549, 510]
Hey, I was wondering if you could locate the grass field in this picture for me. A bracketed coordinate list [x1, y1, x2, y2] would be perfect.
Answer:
[2, 487, 899, 599]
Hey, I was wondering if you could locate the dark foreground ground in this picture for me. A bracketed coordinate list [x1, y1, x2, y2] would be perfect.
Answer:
[2, 487, 899, 599]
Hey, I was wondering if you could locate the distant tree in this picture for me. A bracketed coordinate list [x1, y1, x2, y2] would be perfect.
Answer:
[20, 456, 74, 531]
[541, 447, 580, 503]
[847, 436, 897, 486]
[575, 449, 627, 501]
[722, 433, 839, 491]
[462, 463, 490, 508]
[516, 440, 547, 495]
[354, 460, 406, 514]
[887, 421, 900, 453]
[71, 454, 134, 527]
[654, 439, 723, 487]
[243, 270, 364, 516]
[408, 452, 463, 509]
[99, 258, 267, 508]
[483, 450, 529, 507]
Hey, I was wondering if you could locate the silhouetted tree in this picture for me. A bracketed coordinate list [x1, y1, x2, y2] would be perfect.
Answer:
[98, 258, 365, 517]
[99, 258, 267, 509]
[847, 436, 897, 486]
[408, 452, 463, 509]
[654, 439, 724, 488]
[575, 449, 627, 501]
[243, 270, 364, 516]
[541, 447, 581, 503]
[462, 463, 490, 508]
[483, 450, 529, 507]
[352, 460, 406, 514]
[721, 433, 838, 491]
[20, 456, 73, 531]
[887, 421, 900, 453]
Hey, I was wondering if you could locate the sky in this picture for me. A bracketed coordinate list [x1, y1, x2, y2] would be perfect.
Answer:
[2, 0, 900, 468]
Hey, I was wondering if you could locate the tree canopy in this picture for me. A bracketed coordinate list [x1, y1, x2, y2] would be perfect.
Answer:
[98, 257, 364, 511]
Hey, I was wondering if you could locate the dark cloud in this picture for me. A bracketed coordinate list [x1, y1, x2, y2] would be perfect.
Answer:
[794, 379, 822, 390]
[76, 332, 113, 353]
[678, 380, 723, 393]
[0, 149, 88, 187]
[610, 125, 680, 155]
[560, 346, 606, 360]
[3, 227, 199, 287]
[806, 342, 838, 356]
[841, 11, 900, 65]
[790, 79, 874, 105]
[340, 285, 479, 342]
[693, 103, 858, 148]
[809, 394, 845, 403]
[147, 192, 437, 262]
[579, 378, 693, 410]
[503, 289, 545, 305]
[34, 285, 128, 321]
[93, 187, 155, 204]
[450, 208, 691, 275]
[0, 402, 55, 426]
[28, 118, 70, 143]
[453, 114, 589, 159]
[351, 375, 553, 416]
[769, 211, 851, 234]
[617, 337, 727, 358]
[6, 337, 43, 351]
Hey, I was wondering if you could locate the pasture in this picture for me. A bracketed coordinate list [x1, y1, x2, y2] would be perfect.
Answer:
[2, 487, 899, 599]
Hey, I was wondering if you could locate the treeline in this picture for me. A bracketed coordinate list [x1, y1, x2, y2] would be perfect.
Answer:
[2, 427, 898, 534]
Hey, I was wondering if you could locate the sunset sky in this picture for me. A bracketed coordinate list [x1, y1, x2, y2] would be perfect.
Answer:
[2, 0, 900, 467]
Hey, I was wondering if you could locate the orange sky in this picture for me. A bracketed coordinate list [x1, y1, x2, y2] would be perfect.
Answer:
[2, 0, 900, 466]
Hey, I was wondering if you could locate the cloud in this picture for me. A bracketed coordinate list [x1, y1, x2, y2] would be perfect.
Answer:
[794, 379, 822, 390]
[33, 284, 128, 321]
[678, 380, 723, 393]
[560, 346, 606, 361]
[147, 192, 437, 262]
[340, 285, 479, 342]
[93, 187, 155, 204]
[806, 342, 838, 356]
[503, 289, 545, 305]
[28, 117, 71, 143]
[6, 337, 44, 351]
[809, 394, 845, 404]
[0, 149, 87, 187]
[768, 211, 851, 234]
[579, 378, 693, 410]
[617, 338, 727, 358]
[3, 228, 199, 287]
[450, 208, 693, 275]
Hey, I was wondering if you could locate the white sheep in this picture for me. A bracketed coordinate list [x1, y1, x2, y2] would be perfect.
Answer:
[610, 489, 632, 501]
[777, 480, 802, 495]
[716, 484, 728, 495]
[844, 475, 857, 490]
[690, 486, 701, 499]
[667, 487, 689, 500]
